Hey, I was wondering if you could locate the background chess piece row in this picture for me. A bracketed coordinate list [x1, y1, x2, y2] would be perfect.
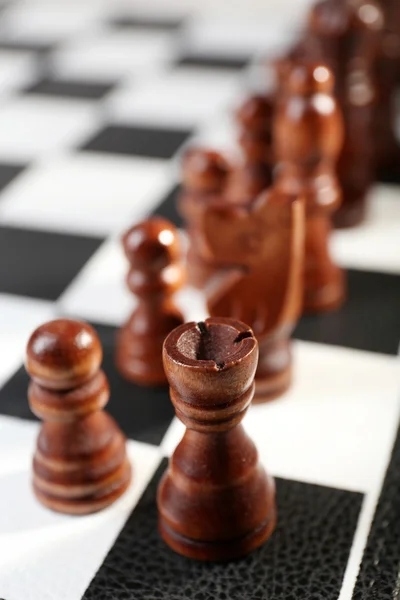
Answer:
[27, 320, 131, 515]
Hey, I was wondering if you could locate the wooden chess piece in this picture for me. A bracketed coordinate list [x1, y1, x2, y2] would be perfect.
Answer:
[228, 95, 274, 203]
[178, 148, 230, 289]
[201, 187, 304, 402]
[26, 319, 132, 515]
[116, 218, 184, 386]
[304, 0, 384, 227]
[157, 317, 276, 561]
[274, 62, 346, 313]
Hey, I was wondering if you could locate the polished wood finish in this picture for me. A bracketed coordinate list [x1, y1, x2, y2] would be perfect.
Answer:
[157, 317, 276, 561]
[203, 188, 304, 401]
[115, 218, 184, 386]
[26, 319, 132, 515]
[304, 0, 383, 228]
[274, 62, 346, 313]
[179, 149, 230, 288]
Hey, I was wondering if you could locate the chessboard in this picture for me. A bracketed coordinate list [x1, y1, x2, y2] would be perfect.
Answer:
[0, 0, 399, 599]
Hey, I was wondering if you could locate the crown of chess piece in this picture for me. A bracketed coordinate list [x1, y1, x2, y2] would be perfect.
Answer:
[178, 148, 230, 289]
[201, 186, 304, 402]
[274, 62, 346, 313]
[157, 318, 276, 561]
[303, 0, 383, 227]
[26, 319, 132, 515]
[115, 218, 185, 386]
[227, 95, 274, 203]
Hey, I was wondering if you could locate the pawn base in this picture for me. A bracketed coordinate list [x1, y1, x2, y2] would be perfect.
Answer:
[333, 197, 366, 229]
[33, 459, 132, 515]
[304, 269, 346, 314]
[254, 364, 292, 403]
[158, 509, 276, 562]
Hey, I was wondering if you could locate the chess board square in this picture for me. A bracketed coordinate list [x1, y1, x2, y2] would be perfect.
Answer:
[0, 49, 39, 96]
[82, 124, 192, 160]
[0, 1, 104, 45]
[0, 294, 54, 390]
[162, 341, 400, 495]
[295, 269, 400, 355]
[0, 225, 104, 300]
[0, 154, 170, 236]
[110, 15, 183, 31]
[151, 184, 183, 228]
[107, 68, 240, 128]
[83, 459, 363, 600]
[332, 184, 400, 275]
[52, 29, 178, 82]
[0, 417, 161, 600]
[0, 39, 54, 54]
[0, 162, 25, 195]
[25, 76, 115, 100]
[176, 52, 250, 70]
[0, 321, 176, 446]
[0, 96, 100, 162]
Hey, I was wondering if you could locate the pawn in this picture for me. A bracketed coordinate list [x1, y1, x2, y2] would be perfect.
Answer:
[26, 319, 132, 515]
[274, 62, 346, 313]
[229, 95, 274, 203]
[179, 148, 229, 288]
[158, 318, 276, 561]
[116, 218, 184, 386]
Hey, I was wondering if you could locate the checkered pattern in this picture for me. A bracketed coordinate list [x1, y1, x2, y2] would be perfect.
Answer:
[0, 1, 399, 599]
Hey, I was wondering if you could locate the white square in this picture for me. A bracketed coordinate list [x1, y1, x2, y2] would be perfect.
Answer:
[52, 29, 178, 82]
[0, 50, 39, 96]
[0, 96, 100, 162]
[162, 341, 400, 495]
[59, 235, 208, 326]
[0, 417, 162, 600]
[0, 294, 55, 388]
[0, 153, 171, 236]
[332, 184, 400, 275]
[107, 68, 241, 128]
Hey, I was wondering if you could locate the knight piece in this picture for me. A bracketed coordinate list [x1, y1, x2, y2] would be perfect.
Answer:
[274, 62, 346, 313]
[26, 319, 132, 515]
[116, 218, 185, 386]
[304, 0, 384, 227]
[202, 186, 304, 402]
[178, 148, 230, 289]
[157, 317, 276, 561]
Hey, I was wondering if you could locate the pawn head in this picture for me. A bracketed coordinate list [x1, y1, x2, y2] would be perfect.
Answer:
[122, 217, 181, 270]
[182, 147, 228, 192]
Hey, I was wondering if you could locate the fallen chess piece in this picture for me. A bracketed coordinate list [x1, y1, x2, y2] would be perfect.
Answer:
[26, 319, 132, 515]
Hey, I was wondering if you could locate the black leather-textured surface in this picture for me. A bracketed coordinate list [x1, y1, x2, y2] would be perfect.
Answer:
[0, 322, 175, 446]
[352, 422, 400, 600]
[295, 269, 400, 356]
[83, 459, 363, 600]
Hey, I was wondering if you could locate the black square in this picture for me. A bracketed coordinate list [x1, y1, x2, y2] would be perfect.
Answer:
[25, 77, 115, 100]
[110, 16, 184, 31]
[0, 322, 175, 446]
[83, 459, 363, 600]
[151, 184, 183, 227]
[0, 163, 25, 194]
[176, 52, 250, 70]
[0, 226, 104, 301]
[0, 39, 54, 54]
[295, 269, 400, 355]
[81, 125, 192, 160]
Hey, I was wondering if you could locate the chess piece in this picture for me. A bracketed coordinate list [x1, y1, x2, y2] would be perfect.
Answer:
[274, 62, 346, 313]
[157, 318, 276, 561]
[202, 187, 304, 402]
[228, 95, 274, 203]
[304, 0, 384, 227]
[374, 0, 400, 180]
[179, 148, 230, 288]
[26, 319, 132, 515]
[116, 218, 184, 386]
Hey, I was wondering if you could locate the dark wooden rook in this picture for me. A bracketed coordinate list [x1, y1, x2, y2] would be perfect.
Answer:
[116, 218, 184, 386]
[274, 62, 346, 313]
[157, 317, 276, 561]
[26, 319, 132, 515]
